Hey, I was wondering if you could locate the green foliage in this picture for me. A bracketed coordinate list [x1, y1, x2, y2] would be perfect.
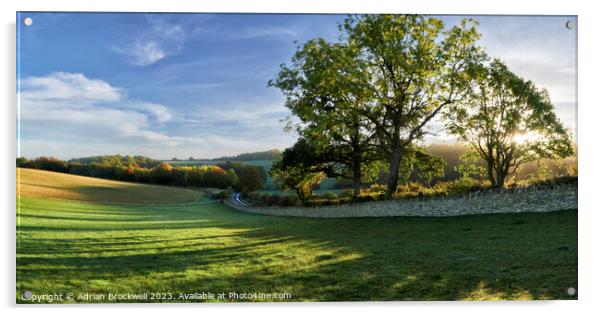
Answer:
[456, 150, 486, 179]
[234, 165, 265, 193]
[20, 157, 68, 173]
[245, 191, 301, 207]
[524, 162, 552, 185]
[218, 161, 268, 187]
[19, 156, 251, 190]
[445, 59, 574, 187]
[443, 177, 484, 196]
[270, 139, 330, 203]
[150, 162, 174, 185]
[320, 192, 338, 200]
[342, 15, 485, 198]
[269, 35, 378, 198]
[211, 149, 282, 162]
[296, 172, 327, 204]
[211, 190, 231, 200]
[270, 14, 485, 200]
[16, 157, 29, 167]
[69, 155, 161, 168]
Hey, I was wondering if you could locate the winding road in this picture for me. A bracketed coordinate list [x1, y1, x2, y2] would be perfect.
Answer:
[231, 192, 249, 207]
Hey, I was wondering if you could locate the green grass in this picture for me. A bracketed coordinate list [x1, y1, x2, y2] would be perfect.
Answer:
[17, 202, 577, 302]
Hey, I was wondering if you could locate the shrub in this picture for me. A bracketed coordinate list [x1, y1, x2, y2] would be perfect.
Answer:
[267, 194, 281, 206]
[320, 192, 338, 200]
[368, 183, 387, 194]
[278, 195, 298, 207]
[338, 189, 354, 199]
[212, 190, 231, 200]
[306, 199, 341, 207]
[445, 178, 484, 195]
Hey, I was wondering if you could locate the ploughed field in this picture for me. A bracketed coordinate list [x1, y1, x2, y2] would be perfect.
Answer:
[16, 168, 577, 302]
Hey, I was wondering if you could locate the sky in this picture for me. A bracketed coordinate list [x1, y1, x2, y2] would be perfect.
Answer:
[16, 13, 577, 160]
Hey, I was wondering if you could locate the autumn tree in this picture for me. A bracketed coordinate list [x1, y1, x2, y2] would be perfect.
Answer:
[445, 59, 574, 187]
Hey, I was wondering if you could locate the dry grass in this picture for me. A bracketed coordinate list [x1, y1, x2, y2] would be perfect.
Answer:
[16, 168, 201, 204]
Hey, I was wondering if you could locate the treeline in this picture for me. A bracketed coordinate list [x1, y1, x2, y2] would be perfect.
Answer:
[16, 156, 266, 192]
[69, 155, 161, 168]
[211, 149, 282, 161]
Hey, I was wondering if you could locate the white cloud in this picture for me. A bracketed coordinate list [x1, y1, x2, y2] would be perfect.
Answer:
[20, 72, 121, 103]
[183, 102, 290, 130]
[111, 16, 186, 66]
[234, 26, 298, 39]
[19, 72, 179, 149]
[116, 40, 166, 66]
[18, 72, 295, 159]
[124, 101, 172, 123]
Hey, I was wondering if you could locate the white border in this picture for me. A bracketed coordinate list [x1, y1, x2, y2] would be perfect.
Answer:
[2, 1, 600, 316]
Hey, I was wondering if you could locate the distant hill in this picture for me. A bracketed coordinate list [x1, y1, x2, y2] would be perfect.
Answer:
[211, 149, 282, 162]
[69, 155, 162, 168]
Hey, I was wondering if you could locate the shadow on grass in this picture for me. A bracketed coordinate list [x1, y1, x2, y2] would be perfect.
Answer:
[16, 198, 578, 301]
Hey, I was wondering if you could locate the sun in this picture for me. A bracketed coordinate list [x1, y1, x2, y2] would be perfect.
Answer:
[512, 131, 543, 145]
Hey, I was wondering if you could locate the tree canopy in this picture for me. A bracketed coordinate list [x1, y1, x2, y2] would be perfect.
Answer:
[270, 14, 485, 199]
[445, 59, 574, 187]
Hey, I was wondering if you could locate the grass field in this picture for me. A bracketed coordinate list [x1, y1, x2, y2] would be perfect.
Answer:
[17, 168, 202, 204]
[16, 169, 577, 302]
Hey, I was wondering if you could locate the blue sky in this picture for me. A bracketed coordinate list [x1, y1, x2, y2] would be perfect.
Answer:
[16, 13, 577, 159]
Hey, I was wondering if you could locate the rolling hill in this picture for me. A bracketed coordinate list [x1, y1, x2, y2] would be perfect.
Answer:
[16, 168, 201, 204]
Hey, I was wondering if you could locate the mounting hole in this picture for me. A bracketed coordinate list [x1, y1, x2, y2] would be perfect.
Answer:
[22, 290, 32, 299]
[567, 287, 576, 296]
[23, 17, 33, 26]
[566, 21, 575, 30]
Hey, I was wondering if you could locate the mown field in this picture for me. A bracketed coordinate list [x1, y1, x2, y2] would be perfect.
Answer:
[16, 168, 577, 302]
[17, 168, 202, 204]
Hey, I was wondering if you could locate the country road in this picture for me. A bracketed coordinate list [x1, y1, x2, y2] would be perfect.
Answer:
[232, 192, 249, 207]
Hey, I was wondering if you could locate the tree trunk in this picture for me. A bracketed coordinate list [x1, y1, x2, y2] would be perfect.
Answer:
[352, 141, 362, 200]
[385, 144, 403, 200]
[495, 172, 507, 188]
[296, 188, 307, 206]
[486, 158, 498, 188]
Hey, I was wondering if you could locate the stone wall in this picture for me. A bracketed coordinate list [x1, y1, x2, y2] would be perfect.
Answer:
[226, 184, 577, 218]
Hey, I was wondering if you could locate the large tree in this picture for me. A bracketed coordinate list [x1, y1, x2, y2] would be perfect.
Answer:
[342, 15, 484, 199]
[445, 59, 574, 187]
[269, 38, 377, 199]
[271, 15, 484, 200]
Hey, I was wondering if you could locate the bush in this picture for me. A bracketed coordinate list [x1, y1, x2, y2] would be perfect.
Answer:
[444, 178, 484, 195]
[278, 195, 299, 207]
[320, 192, 338, 200]
[368, 183, 387, 194]
[211, 190, 231, 200]
[338, 189, 354, 199]
[267, 194, 281, 206]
